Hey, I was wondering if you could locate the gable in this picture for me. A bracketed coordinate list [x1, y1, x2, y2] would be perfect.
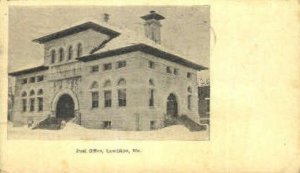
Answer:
[33, 22, 120, 44]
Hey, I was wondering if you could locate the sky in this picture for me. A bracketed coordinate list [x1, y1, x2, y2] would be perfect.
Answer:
[8, 6, 210, 80]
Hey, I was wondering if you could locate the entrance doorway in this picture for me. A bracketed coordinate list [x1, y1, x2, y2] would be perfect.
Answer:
[56, 94, 75, 120]
[167, 93, 178, 117]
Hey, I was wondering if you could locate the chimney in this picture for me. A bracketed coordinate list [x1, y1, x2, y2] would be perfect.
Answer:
[103, 13, 110, 23]
[141, 11, 165, 44]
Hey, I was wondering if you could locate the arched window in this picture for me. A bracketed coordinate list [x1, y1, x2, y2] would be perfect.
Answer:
[103, 80, 112, 108]
[21, 91, 27, 97]
[51, 50, 56, 63]
[68, 46, 73, 60]
[29, 90, 35, 96]
[21, 91, 27, 112]
[77, 43, 82, 57]
[103, 80, 111, 88]
[29, 90, 35, 112]
[187, 86, 192, 93]
[117, 78, 126, 86]
[59, 48, 64, 62]
[38, 89, 43, 95]
[37, 89, 43, 111]
[117, 78, 126, 107]
[149, 79, 154, 86]
[90, 81, 99, 89]
[90, 81, 99, 108]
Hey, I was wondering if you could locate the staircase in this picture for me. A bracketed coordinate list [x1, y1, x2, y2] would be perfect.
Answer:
[176, 115, 207, 131]
[33, 117, 64, 130]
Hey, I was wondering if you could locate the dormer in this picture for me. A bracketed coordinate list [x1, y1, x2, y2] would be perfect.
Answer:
[33, 22, 120, 66]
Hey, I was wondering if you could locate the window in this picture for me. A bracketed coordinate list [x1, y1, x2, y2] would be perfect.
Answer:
[117, 78, 126, 86]
[103, 63, 112, 71]
[117, 78, 126, 107]
[187, 86, 192, 93]
[104, 90, 112, 107]
[22, 99, 27, 112]
[37, 89, 43, 111]
[30, 98, 35, 111]
[51, 50, 56, 63]
[29, 77, 35, 83]
[187, 86, 192, 110]
[29, 90, 35, 96]
[21, 78, 27, 84]
[166, 66, 172, 73]
[91, 65, 99, 72]
[91, 91, 99, 108]
[59, 48, 64, 62]
[117, 61, 126, 68]
[149, 89, 154, 107]
[21, 91, 27, 97]
[150, 121, 156, 130]
[103, 121, 111, 129]
[38, 89, 43, 95]
[77, 43, 82, 57]
[38, 97, 43, 111]
[149, 79, 154, 86]
[103, 80, 111, 88]
[174, 68, 179, 75]
[206, 98, 210, 112]
[21, 91, 27, 112]
[37, 75, 44, 82]
[187, 72, 192, 78]
[90, 81, 99, 89]
[148, 61, 155, 69]
[187, 95, 192, 110]
[118, 89, 126, 107]
[68, 46, 73, 60]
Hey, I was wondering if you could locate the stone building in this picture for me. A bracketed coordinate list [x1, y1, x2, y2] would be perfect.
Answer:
[9, 11, 208, 130]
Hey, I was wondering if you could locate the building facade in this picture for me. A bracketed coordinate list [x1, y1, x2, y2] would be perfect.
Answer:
[9, 11, 208, 130]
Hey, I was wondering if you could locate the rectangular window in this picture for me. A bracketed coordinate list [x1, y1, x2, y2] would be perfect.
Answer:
[22, 99, 27, 112]
[91, 91, 99, 108]
[29, 77, 35, 83]
[205, 98, 210, 112]
[21, 78, 27, 84]
[187, 72, 192, 78]
[150, 121, 156, 130]
[103, 121, 112, 129]
[149, 89, 154, 107]
[166, 66, 172, 73]
[104, 90, 112, 107]
[38, 97, 43, 111]
[174, 68, 179, 75]
[103, 63, 112, 71]
[30, 98, 35, 112]
[148, 61, 155, 69]
[37, 75, 44, 82]
[118, 89, 126, 107]
[117, 61, 126, 68]
[188, 95, 192, 110]
[91, 65, 99, 72]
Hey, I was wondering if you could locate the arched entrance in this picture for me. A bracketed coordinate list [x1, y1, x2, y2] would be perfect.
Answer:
[167, 93, 178, 117]
[56, 94, 75, 120]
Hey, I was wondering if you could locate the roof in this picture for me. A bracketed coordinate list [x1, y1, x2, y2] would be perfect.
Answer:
[33, 22, 120, 44]
[11, 18, 207, 76]
[78, 43, 207, 70]
[8, 65, 49, 76]
[141, 11, 165, 20]
[78, 25, 208, 70]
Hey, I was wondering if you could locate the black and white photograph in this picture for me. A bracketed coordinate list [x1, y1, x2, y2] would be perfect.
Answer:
[7, 6, 210, 140]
